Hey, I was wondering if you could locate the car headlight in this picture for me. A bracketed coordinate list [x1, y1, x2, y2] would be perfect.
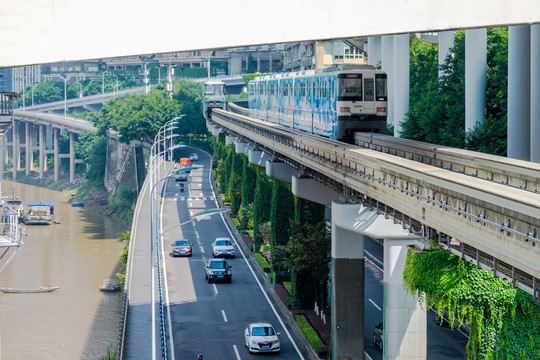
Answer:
[251, 339, 258, 345]
[272, 340, 279, 346]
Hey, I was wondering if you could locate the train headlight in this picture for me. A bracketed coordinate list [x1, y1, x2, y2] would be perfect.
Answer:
[377, 107, 386, 113]
[340, 107, 350, 113]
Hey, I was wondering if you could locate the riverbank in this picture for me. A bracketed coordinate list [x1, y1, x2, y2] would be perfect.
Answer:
[4, 167, 111, 206]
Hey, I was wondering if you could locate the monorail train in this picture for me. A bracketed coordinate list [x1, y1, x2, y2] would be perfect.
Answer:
[203, 79, 227, 121]
[248, 65, 388, 142]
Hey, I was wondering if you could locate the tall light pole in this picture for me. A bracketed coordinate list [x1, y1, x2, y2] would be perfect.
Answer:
[165, 64, 176, 100]
[31, 83, 37, 106]
[77, 82, 83, 98]
[144, 62, 150, 94]
[101, 71, 108, 94]
[59, 75, 70, 116]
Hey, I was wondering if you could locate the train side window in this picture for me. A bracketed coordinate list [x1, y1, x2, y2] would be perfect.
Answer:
[364, 78, 374, 101]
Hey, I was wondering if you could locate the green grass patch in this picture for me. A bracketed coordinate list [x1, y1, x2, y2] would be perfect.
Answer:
[254, 253, 271, 272]
[283, 281, 293, 295]
[295, 314, 325, 351]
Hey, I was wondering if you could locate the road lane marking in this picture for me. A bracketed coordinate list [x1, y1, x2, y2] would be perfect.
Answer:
[213, 283, 218, 295]
[219, 204, 305, 359]
[233, 345, 241, 360]
[221, 310, 228, 322]
[369, 298, 382, 311]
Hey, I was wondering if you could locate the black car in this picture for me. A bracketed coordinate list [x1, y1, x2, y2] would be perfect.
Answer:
[205, 258, 232, 283]
[374, 322, 383, 351]
[172, 239, 192, 257]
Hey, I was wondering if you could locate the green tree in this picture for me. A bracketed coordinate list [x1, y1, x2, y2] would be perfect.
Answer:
[269, 180, 294, 246]
[253, 167, 273, 244]
[75, 132, 108, 187]
[283, 221, 331, 309]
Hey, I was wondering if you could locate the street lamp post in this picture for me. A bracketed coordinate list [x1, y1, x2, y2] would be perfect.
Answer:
[78, 82, 83, 98]
[144, 62, 150, 94]
[31, 83, 37, 106]
[59, 75, 70, 116]
[101, 71, 108, 94]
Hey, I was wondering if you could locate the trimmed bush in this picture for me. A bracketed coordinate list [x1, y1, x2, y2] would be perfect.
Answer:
[254, 253, 271, 273]
[283, 281, 293, 295]
[294, 314, 325, 351]
[231, 217, 241, 228]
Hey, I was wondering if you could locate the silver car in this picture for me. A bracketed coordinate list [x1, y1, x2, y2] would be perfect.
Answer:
[212, 237, 235, 258]
[244, 322, 280, 353]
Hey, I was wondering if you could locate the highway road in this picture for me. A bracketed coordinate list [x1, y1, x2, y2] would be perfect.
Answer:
[153, 146, 469, 359]
[159, 148, 308, 359]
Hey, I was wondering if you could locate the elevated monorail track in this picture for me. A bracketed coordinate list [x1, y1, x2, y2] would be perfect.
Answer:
[354, 133, 540, 194]
[210, 107, 540, 298]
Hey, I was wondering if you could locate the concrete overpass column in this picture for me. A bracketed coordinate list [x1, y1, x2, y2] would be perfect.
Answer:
[508, 25, 531, 161]
[269, 55, 272, 72]
[0, 134, 5, 179]
[247, 148, 273, 167]
[465, 28, 487, 132]
[368, 36, 382, 67]
[39, 124, 45, 179]
[266, 161, 300, 184]
[257, 54, 261, 73]
[383, 239, 427, 360]
[381, 36, 394, 127]
[530, 24, 540, 162]
[53, 128, 59, 182]
[25, 121, 30, 175]
[438, 31, 455, 78]
[393, 34, 409, 136]
[69, 132, 75, 183]
[12, 120, 19, 180]
[331, 202, 365, 359]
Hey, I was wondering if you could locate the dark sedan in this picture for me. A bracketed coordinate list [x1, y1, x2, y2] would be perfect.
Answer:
[205, 258, 232, 283]
[172, 239, 192, 257]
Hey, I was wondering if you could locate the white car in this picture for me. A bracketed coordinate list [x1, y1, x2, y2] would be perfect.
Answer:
[190, 153, 198, 161]
[212, 237, 235, 258]
[245, 322, 280, 353]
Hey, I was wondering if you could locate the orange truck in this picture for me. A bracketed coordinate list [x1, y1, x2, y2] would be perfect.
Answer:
[179, 158, 192, 173]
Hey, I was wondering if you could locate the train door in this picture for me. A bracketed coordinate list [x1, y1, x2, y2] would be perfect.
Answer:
[363, 76, 375, 114]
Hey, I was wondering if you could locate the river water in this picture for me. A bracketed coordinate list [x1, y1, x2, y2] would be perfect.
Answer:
[0, 180, 127, 360]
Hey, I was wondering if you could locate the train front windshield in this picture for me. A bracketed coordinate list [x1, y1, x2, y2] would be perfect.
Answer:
[338, 75, 362, 100]
[204, 84, 224, 96]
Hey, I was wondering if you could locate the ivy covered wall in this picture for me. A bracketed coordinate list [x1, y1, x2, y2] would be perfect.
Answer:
[404, 249, 540, 360]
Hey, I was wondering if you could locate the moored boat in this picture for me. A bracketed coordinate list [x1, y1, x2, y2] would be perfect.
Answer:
[0, 286, 59, 293]
[23, 202, 57, 225]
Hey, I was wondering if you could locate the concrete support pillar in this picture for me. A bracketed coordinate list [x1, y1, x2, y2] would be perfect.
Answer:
[438, 31, 455, 78]
[393, 34, 409, 136]
[368, 36, 382, 67]
[531, 25, 540, 162]
[69, 132, 75, 183]
[508, 25, 531, 161]
[331, 203, 365, 359]
[257, 55, 261, 73]
[465, 28, 487, 132]
[247, 149, 272, 167]
[292, 175, 342, 206]
[0, 134, 5, 180]
[269, 55, 273, 72]
[53, 128, 59, 182]
[383, 239, 427, 360]
[266, 161, 300, 184]
[225, 135, 236, 146]
[381, 36, 394, 127]
[12, 120, 19, 180]
[39, 124, 45, 179]
[25, 122, 30, 175]
[234, 141, 247, 155]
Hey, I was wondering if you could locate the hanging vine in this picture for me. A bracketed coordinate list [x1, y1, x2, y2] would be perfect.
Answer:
[403, 249, 540, 360]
